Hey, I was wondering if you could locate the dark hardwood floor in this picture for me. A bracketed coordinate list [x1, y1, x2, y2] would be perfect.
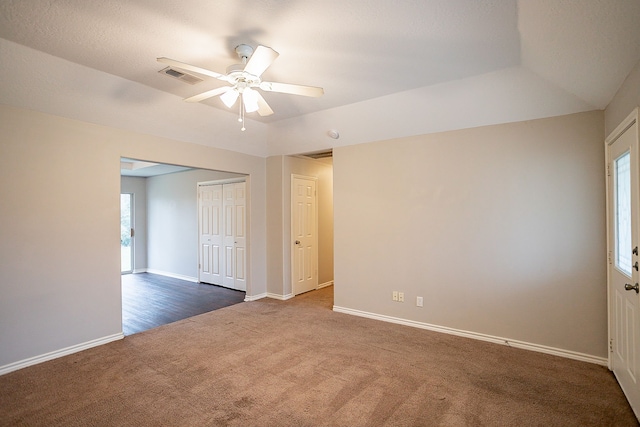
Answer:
[121, 273, 246, 336]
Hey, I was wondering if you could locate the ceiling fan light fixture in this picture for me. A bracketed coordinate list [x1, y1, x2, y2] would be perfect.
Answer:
[242, 88, 259, 113]
[220, 88, 239, 108]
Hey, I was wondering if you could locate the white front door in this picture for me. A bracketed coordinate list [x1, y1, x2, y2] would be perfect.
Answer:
[292, 176, 318, 295]
[608, 109, 640, 416]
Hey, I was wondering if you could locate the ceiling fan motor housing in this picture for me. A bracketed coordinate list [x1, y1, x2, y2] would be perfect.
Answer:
[226, 63, 260, 88]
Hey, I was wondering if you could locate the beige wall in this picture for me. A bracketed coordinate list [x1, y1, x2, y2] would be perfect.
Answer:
[0, 102, 615, 369]
[333, 111, 607, 358]
[266, 155, 334, 297]
[266, 156, 285, 296]
[0, 105, 266, 369]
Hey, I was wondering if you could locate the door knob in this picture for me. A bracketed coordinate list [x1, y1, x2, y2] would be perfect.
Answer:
[625, 283, 639, 294]
[295, 240, 300, 245]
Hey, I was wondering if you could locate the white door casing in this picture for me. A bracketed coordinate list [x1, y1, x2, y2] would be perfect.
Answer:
[292, 175, 318, 295]
[198, 180, 246, 291]
[607, 107, 640, 417]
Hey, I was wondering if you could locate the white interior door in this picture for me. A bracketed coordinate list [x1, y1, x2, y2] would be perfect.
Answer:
[608, 109, 640, 417]
[292, 176, 318, 295]
[222, 184, 235, 288]
[198, 184, 223, 284]
[233, 182, 247, 291]
[198, 181, 246, 291]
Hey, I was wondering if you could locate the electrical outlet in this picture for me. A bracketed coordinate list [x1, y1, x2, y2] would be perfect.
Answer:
[392, 291, 398, 301]
[398, 292, 404, 302]
[416, 296, 423, 307]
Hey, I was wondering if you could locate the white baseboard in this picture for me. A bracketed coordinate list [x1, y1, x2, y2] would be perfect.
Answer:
[132, 268, 147, 274]
[145, 269, 198, 283]
[0, 333, 124, 376]
[318, 281, 334, 289]
[245, 292, 267, 302]
[267, 292, 294, 301]
[332, 306, 608, 366]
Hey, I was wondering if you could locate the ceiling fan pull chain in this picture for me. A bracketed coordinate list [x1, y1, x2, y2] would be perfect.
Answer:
[240, 95, 246, 131]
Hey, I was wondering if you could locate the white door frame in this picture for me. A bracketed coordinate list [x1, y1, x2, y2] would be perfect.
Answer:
[197, 177, 250, 294]
[606, 107, 640, 416]
[291, 174, 318, 296]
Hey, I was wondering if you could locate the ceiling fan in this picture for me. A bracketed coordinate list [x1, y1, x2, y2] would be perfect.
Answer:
[158, 44, 324, 130]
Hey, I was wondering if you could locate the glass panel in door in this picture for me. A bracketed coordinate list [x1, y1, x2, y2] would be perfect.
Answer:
[121, 193, 133, 273]
[616, 151, 632, 276]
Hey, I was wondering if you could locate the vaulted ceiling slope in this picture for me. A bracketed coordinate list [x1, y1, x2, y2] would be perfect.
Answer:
[1, 1, 639, 157]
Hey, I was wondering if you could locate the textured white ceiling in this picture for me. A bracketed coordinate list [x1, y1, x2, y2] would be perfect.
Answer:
[0, 0, 639, 156]
[120, 159, 192, 177]
[0, 0, 522, 121]
[518, 0, 640, 109]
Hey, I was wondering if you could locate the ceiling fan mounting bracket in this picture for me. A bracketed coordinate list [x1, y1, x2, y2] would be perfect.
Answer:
[235, 44, 254, 61]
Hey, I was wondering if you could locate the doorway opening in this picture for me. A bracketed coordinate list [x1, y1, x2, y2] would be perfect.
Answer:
[288, 151, 334, 298]
[120, 157, 249, 335]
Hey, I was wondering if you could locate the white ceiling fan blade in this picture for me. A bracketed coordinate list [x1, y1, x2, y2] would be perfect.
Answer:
[157, 57, 228, 82]
[184, 86, 232, 103]
[259, 81, 324, 97]
[243, 46, 279, 77]
[254, 91, 274, 116]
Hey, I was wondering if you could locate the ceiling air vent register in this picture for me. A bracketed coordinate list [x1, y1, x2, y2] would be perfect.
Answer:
[303, 150, 333, 159]
[158, 67, 203, 85]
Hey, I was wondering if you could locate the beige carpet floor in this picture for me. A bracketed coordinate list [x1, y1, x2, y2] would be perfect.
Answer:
[0, 286, 637, 426]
